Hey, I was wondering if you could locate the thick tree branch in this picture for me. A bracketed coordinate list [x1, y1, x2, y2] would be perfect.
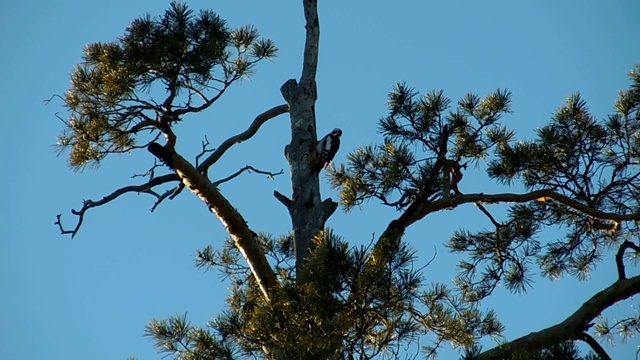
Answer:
[476, 274, 640, 360]
[407, 189, 640, 228]
[171, 152, 278, 301]
[577, 332, 611, 360]
[616, 240, 640, 280]
[197, 104, 289, 173]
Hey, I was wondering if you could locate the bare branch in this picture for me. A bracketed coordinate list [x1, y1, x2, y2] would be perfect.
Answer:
[577, 332, 611, 360]
[213, 166, 284, 186]
[56, 174, 179, 238]
[616, 240, 640, 280]
[477, 274, 640, 360]
[195, 136, 215, 167]
[475, 202, 503, 228]
[150, 184, 185, 213]
[131, 160, 163, 180]
[198, 104, 289, 173]
[273, 191, 292, 211]
[43, 94, 65, 105]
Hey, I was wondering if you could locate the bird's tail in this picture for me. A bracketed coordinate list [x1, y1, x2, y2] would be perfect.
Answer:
[311, 161, 324, 174]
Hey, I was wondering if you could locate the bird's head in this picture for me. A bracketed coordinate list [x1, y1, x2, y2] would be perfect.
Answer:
[331, 128, 343, 137]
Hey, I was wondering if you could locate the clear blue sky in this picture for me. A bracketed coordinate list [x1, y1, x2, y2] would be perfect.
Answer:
[1, 1, 639, 359]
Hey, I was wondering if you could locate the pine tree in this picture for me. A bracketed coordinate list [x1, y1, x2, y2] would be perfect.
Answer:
[54, 1, 640, 359]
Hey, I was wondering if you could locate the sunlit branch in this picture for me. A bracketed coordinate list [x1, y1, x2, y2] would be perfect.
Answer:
[213, 166, 284, 186]
[616, 240, 640, 280]
[198, 104, 289, 173]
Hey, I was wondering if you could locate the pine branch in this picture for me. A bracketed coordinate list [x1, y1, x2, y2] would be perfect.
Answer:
[476, 274, 640, 360]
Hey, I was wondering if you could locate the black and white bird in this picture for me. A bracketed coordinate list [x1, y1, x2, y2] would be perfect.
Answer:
[312, 128, 342, 173]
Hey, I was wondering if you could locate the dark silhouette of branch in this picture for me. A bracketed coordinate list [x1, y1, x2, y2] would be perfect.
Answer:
[197, 104, 289, 173]
[150, 184, 184, 213]
[616, 240, 640, 280]
[131, 160, 163, 180]
[407, 189, 640, 228]
[475, 202, 503, 228]
[322, 198, 338, 226]
[577, 332, 611, 360]
[476, 274, 640, 360]
[213, 166, 284, 186]
[55, 174, 180, 238]
[273, 191, 292, 211]
[58, 105, 288, 239]
[195, 136, 215, 167]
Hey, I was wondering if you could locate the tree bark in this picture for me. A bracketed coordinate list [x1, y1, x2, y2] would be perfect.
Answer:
[477, 274, 640, 360]
[281, 0, 322, 284]
[171, 152, 278, 301]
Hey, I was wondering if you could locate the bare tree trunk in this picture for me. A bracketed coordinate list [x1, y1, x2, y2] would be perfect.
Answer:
[281, 0, 322, 284]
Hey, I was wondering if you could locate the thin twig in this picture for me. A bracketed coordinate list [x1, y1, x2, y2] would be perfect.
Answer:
[475, 202, 503, 228]
[195, 136, 215, 167]
[132, 160, 163, 180]
[213, 166, 283, 186]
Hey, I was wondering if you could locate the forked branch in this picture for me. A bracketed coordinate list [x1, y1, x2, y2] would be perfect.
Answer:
[55, 174, 180, 238]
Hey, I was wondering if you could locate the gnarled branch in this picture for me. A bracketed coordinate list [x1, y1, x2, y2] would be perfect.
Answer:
[476, 274, 640, 360]
[55, 174, 180, 238]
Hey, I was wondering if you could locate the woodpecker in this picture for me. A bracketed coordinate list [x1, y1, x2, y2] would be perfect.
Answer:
[312, 128, 342, 173]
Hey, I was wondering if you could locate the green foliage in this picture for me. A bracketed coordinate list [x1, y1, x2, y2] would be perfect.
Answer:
[147, 230, 503, 359]
[56, 1, 276, 170]
[330, 83, 514, 211]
